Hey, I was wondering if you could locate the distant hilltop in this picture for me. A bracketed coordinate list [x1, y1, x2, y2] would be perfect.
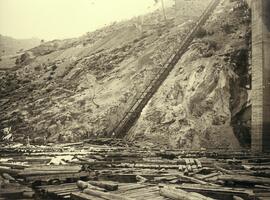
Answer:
[0, 34, 41, 56]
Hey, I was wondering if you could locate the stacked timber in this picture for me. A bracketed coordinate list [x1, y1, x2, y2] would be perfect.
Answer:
[0, 142, 270, 200]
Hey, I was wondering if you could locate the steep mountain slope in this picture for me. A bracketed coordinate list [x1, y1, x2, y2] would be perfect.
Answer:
[127, 0, 251, 149]
[0, 1, 205, 142]
[0, 0, 251, 149]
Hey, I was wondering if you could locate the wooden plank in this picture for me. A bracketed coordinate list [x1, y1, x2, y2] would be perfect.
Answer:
[126, 190, 159, 198]
[37, 183, 77, 190]
[114, 184, 150, 193]
[25, 165, 81, 171]
[176, 184, 255, 199]
[0, 166, 21, 175]
[56, 189, 81, 196]
[160, 186, 214, 200]
[71, 192, 105, 200]
[25, 171, 89, 182]
[47, 187, 79, 193]
[0, 163, 30, 169]
[19, 170, 80, 176]
[121, 186, 159, 196]
[83, 188, 135, 200]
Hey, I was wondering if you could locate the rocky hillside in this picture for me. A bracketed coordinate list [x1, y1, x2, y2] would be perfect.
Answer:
[0, 0, 251, 149]
[128, 0, 251, 149]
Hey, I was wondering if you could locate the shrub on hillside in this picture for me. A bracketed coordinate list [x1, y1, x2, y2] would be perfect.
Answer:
[195, 27, 207, 38]
[221, 23, 234, 34]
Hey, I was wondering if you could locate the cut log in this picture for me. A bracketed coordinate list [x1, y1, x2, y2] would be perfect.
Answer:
[2, 173, 16, 181]
[18, 170, 80, 176]
[136, 175, 148, 183]
[71, 192, 104, 200]
[154, 176, 178, 182]
[189, 192, 215, 200]
[106, 152, 140, 158]
[253, 170, 270, 178]
[25, 171, 89, 182]
[88, 181, 118, 191]
[218, 175, 270, 185]
[255, 185, 270, 190]
[160, 186, 214, 200]
[0, 167, 21, 175]
[177, 173, 212, 185]
[214, 164, 235, 175]
[77, 181, 105, 191]
[0, 163, 30, 169]
[83, 188, 134, 200]
[188, 167, 213, 176]
[187, 165, 193, 172]
[77, 180, 91, 190]
[25, 165, 81, 171]
[184, 158, 190, 165]
[189, 159, 195, 165]
[179, 165, 183, 171]
[0, 184, 33, 199]
[243, 165, 270, 171]
[194, 159, 202, 168]
[233, 196, 244, 200]
[160, 187, 194, 200]
[200, 172, 220, 180]
[22, 191, 35, 198]
[176, 183, 255, 199]
[44, 184, 78, 193]
[114, 163, 180, 169]
[255, 192, 270, 197]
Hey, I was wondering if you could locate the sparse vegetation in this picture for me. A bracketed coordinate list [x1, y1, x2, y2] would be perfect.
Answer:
[195, 27, 207, 38]
[51, 64, 57, 71]
[221, 23, 234, 34]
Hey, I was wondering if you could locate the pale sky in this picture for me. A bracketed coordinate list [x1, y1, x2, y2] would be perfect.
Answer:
[0, 0, 170, 41]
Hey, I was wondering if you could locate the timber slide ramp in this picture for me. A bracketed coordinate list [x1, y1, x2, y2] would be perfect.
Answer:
[111, 0, 221, 138]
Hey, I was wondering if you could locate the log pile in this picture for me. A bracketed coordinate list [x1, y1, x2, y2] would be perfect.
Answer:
[0, 141, 270, 200]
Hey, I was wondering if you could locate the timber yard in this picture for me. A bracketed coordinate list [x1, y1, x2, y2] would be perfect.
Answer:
[0, 0, 270, 199]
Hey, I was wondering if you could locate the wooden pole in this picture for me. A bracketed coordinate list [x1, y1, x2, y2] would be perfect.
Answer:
[161, 0, 167, 21]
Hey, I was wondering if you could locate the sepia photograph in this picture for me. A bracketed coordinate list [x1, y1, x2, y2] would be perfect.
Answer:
[0, 0, 269, 199]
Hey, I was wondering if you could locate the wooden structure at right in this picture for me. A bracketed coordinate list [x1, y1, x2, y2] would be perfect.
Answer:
[251, 0, 270, 152]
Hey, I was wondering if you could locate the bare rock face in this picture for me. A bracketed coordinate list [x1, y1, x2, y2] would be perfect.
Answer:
[127, 0, 251, 149]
